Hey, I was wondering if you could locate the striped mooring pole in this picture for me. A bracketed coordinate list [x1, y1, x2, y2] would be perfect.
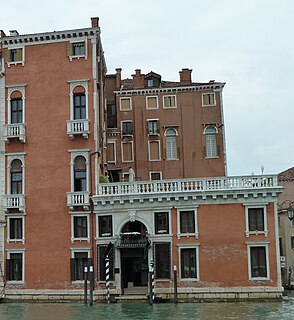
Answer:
[105, 255, 110, 303]
[149, 261, 155, 305]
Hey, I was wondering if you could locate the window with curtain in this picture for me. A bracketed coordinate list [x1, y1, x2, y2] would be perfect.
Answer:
[204, 126, 217, 158]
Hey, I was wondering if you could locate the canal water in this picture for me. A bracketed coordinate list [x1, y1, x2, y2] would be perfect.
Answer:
[1, 299, 294, 320]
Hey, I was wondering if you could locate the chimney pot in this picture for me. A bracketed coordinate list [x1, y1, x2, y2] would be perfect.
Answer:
[91, 17, 99, 28]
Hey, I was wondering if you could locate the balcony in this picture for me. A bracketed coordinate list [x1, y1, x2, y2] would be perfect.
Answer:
[115, 232, 150, 249]
[3, 194, 25, 212]
[4, 123, 26, 143]
[67, 191, 90, 210]
[66, 119, 89, 139]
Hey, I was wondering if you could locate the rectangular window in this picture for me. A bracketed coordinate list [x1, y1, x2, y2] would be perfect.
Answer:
[291, 236, 294, 249]
[9, 218, 23, 240]
[147, 120, 159, 135]
[180, 210, 195, 234]
[107, 104, 117, 128]
[163, 95, 176, 108]
[250, 246, 267, 278]
[73, 216, 88, 238]
[248, 208, 265, 231]
[107, 142, 116, 163]
[98, 245, 114, 281]
[5, 48, 23, 64]
[11, 98, 23, 124]
[181, 248, 197, 279]
[148, 140, 160, 161]
[74, 93, 86, 120]
[202, 93, 216, 106]
[120, 97, 132, 111]
[155, 212, 169, 234]
[11, 172, 23, 194]
[154, 243, 171, 279]
[122, 121, 133, 135]
[150, 172, 162, 181]
[70, 252, 89, 281]
[122, 142, 133, 162]
[7, 253, 23, 281]
[73, 42, 85, 56]
[99, 215, 113, 237]
[146, 96, 158, 110]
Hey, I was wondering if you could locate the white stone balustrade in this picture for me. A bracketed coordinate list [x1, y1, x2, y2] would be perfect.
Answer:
[4, 123, 26, 143]
[66, 119, 89, 139]
[67, 191, 90, 209]
[3, 194, 25, 212]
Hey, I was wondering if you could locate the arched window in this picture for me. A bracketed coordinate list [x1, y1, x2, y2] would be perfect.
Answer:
[165, 128, 177, 160]
[10, 159, 23, 194]
[73, 86, 86, 120]
[204, 126, 217, 158]
[10, 91, 23, 124]
[74, 156, 87, 191]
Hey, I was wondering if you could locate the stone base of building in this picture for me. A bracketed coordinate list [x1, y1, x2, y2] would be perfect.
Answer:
[1, 286, 284, 302]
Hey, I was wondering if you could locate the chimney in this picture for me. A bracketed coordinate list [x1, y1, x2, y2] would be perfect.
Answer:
[179, 68, 192, 85]
[9, 30, 19, 37]
[91, 17, 99, 28]
[116, 68, 122, 89]
[132, 69, 145, 89]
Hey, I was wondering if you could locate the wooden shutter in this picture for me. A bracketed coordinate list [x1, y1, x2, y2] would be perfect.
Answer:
[16, 48, 22, 61]
[150, 141, 159, 160]
[120, 98, 130, 110]
[70, 258, 76, 281]
[122, 142, 132, 162]
[4, 50, 11, 63]
[67, 42, 73, 56]
[107, 143, 115, 162]
[147, 97, 157, 109]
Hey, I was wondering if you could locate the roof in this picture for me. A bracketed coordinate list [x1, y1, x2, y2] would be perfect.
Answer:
[278, 167, 294, 181]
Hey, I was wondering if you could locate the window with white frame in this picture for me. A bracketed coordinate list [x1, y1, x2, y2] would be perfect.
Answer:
[8, 216, 24, 242]
[98, 215, 113, 237]
[147, 120, 159, 135]
[146, 96, 158, 110]
[150, 171, 162, 181]
[72, 215, 89, 240]
[148, 140, 161, 161]
[70, 250, 90, 281]
[178, 209, 198, 238]
[121, 142, 133, 162]
[122, 121, 133, 135]
[120, 97, 132, 111]
[10, 159, 23, 194]
[67, 40, 87, 60]
[154, 212, 169, 234]
[245, 205, 268, 237]
[4, 47, 24, 66]
[163, 95, 176, 108]
[165, 128, 178, 160]
[69, 150, 89, 193]
[7, 86, 26, 124]
[202, 93, 216, 107]
[179, 246, 199, 280]
[247, 243, 269, 280]
[6, 250, 25, 282]
[68, 81, 89, 121]
[204, 126, 217, 158]
[107, 141, 116, 163]
[154, 242, 171, 279]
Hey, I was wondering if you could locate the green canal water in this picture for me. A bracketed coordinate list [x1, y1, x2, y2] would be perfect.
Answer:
[1, 300, 294, 320]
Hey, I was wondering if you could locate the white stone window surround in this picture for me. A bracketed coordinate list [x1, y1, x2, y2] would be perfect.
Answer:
[177, 243, 200, 281]
[96, 213, 114, 239]
[163, 95, 177, 109]
[121, 141, 134, 163]
[147, 118, 160, 135]
[148, 139, 161, 161]
[68, 79, 89, 121]
[6, 45, 25, 67]
[244, 203, 268, 238]
[6, 153, 26, 195]
[107, 140, 117, 164]
[121, 120, 133, 136]
[6, 84, 26, 124]
[176, 206, 199, 239]
[68, 38, 88, 61]
[70, 212, 90, 243]
[119, 97, 132, 111]
[6, 248, 26, 283]
[153, 210, 171, 236]
[149, 171, 162, 181]
[7, 215, 25, 244]
[146, 95, 159, 110]
[203, 125, 218, 159]
[246, 241, 270, 281]
[202, 92, 216, 107]
[164, 128, 179, 160]
[70, 247, 91, 258]
[68, 149, 90, 192]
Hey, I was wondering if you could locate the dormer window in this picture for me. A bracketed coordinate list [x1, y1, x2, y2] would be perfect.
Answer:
[147, 79, 154, 87]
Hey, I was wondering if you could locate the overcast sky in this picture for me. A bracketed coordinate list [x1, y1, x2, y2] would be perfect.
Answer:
[2, 0, 293, 176]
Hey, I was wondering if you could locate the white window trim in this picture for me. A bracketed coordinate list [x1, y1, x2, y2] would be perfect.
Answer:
[149, 171, 162, 181]
[119, 97, 132, 111]
[244, 204, 268, 237]
[153, 210, 171, 236]
[6, 46, 25, 67]
[204, 126, 218, 159]
[7, 85, 26, 124]
[163, 95, 177, 109]
[164, 128, 179, 160]
[121, 141, 134, 163]
[70, 247, 91, 258]
[6, 153, 25, 195]
[146, 96, 158, 110]
[69, 150, 90, 192]
[147, 118, 160, 135]
[71, 213, 90, 243]
[148, 140, 161, 161]
[246, 241, 270, 281]
[7, 215, 25, 244]
[202, 92, 216, 107]
[177, 207, 199, 239]
[107, 140, 116, 164]
[68, 80, 89, 120]
[97, 214, 113, 238]
[68, 39, 88, 61]
[121, 120, 133, 136]
[178, 244, 200, 281]
[6, 249, 25, 283]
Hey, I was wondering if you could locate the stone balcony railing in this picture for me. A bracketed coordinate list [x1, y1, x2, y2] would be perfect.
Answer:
[94, 175, 281, 204]
[67, 191, 90, 210]
[4, 123, 26, 143]
[3, 194, 25, 212]
[66, 119, 89, 139]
